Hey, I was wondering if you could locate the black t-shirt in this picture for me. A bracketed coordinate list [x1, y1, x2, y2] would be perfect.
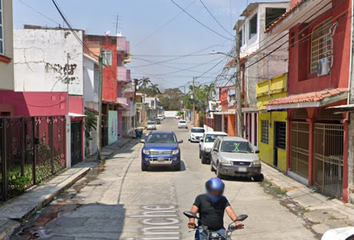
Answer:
[193, 194, 230, 231]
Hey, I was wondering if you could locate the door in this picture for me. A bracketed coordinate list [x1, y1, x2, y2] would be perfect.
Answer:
[274, 122, 286, 168]
[71, 122, 82, 166]
[211, 139, 220, 166]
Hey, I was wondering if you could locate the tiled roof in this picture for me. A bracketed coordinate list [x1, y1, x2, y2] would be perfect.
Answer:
[265, 88, 348, 106]
[265, 0, 308, 33]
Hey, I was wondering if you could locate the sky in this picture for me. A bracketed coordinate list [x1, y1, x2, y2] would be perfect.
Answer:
[13, 0, 286, 91]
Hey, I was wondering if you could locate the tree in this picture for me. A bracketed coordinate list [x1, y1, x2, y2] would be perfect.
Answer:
[137, 77, 161, 97]
[159, 88, 184, 110]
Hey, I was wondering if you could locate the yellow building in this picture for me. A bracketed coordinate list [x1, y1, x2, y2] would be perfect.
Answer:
[257, 74, 288, 172]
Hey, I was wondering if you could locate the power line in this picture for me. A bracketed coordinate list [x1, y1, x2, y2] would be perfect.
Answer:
[199, 0, 234, 37]
[17, 0, 61, 25]
[169, 0, 233, 41]
[133, 0, 197, 48]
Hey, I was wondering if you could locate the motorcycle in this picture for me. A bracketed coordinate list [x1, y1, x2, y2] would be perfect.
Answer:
[183, 211, 248, 240]
[135, 128, 143, 139]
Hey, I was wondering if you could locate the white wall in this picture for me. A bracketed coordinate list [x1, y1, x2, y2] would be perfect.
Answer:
[13, 28, 84, 95]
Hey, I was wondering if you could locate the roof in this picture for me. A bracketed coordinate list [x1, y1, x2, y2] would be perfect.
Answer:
[240, 1, 290, 17]
[205, 131, 228, 135]
[191, 127, 204, 129]
[265, 0, 331, 33]
[149, 131, 174, 135]
[265, 88, 348, 110]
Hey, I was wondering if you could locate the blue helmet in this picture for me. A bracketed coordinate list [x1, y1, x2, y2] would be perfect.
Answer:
[205, 177, 225, 195]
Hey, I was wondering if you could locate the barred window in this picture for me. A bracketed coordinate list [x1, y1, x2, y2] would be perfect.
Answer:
[310, 18, 332, 73]
[103, 50, 112, 66]
[261, 120, 269, 144]
[0, 0, 4, 54]
[249, 14, 258, 39]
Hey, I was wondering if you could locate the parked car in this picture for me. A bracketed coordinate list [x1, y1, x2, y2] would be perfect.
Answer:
[210, 136, 262, 180]
[322, 227, 354, 240]
[177, 120, 188, 129]
[158, 115, 165, 120]
[154, 118, 161, 125]
[199, 131, 228, 164]
[140, 131, 183, 171]
[175, 115, 181, 119]
[188, 127, 205, 142]
[146, 121, 157, 130]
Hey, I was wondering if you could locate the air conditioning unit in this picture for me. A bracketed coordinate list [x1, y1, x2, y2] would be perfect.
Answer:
[317, 57, 330, 76]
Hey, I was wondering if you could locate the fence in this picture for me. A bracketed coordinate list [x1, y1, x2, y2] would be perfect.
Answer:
[0, 116, 66, 201]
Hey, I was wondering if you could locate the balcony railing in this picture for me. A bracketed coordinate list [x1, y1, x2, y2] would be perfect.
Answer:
[117, 37, 130, 54]
[117, 97, 129, 106]
[117, 67, 131, 83]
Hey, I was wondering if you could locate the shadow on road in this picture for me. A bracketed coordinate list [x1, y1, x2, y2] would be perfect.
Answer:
[145, 160, 187, 172]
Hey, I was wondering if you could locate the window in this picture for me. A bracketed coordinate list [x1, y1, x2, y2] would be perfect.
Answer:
[275, 122, 286, 149]
[310, 18, 332, 73]
[249, 14, 258, 39]
[220, 141, 253, 153]
[103, 50, 112, 66]
[266, 8, 287, 29]
[261, 120, 269, 144]
[239, 29, 243, 46]
[0, 0, 4, 55]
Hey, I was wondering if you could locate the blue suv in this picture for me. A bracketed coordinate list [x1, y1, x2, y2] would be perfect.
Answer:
[140, 131, 183, 171]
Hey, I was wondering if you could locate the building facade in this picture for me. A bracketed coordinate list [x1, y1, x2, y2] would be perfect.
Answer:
[265, 0, 352, 202]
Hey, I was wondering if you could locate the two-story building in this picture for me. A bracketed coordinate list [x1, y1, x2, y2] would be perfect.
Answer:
[84, 34, 131, 146]
[233, 1, 290, 148]
[265, 0, 352, 202]
[0, 0, 15, 115]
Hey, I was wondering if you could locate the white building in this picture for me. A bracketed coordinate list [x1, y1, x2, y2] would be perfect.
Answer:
[234, 1, 290, 147]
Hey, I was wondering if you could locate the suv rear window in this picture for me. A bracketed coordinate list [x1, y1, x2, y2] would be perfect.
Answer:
[191, 128, 204, 133]
[205, 134, 226, 143]
[179, 121, 186, 123]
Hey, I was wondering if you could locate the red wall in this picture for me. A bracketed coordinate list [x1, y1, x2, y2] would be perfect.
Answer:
[84, 36, 118, 103]
[288, 0, 351, 95]
[290, 0, 304, 8]
[0, 91, 83, 116]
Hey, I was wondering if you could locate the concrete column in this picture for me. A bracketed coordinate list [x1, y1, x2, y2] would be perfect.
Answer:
[342, 116, 349, 203]
[306, 118, 314, 186]
[348, 114, 354, 203]
[286, 116, 292, 172]
[66, 115, 71, 168]
[251, 113, 255, 146]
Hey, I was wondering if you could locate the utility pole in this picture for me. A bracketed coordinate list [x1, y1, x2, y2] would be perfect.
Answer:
[97, 48, 104, 160]
[235, 29, 243, 137]
[192, 77, 196, 126]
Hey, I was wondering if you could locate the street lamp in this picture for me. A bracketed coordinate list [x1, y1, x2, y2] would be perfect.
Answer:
[209, 51, 236, 58]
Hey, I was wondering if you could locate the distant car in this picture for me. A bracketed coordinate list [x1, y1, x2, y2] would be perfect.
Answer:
[158, 115, 165, 120]
[210, 136, 262, 181]
[154, 118, 161, 125]
[146, 121, 157, 130]
[199, 131, 228, 164]
[175, 115, 181, 119]
[322, 227, 354, 240]
[140, 131, 183, 171]
[188, 127, 205, 142]
[177, 120, 188, 129]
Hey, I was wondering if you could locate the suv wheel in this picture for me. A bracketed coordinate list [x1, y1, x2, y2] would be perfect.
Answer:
[201, 154, 207, 164]
[141, 164, 148, 171]
[210, 160, 215, 172]
[216, 164, 223, 179]
[174, 162, 181, 171]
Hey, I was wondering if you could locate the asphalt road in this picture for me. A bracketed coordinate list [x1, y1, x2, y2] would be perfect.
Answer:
[11, 118, 317, 240]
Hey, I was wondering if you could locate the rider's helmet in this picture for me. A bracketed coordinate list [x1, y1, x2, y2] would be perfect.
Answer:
[205, 177, 225, 203]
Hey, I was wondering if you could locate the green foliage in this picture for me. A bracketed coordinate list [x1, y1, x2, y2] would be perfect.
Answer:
[85, 110, 98, 156]
[159, 88, 184, 110]
[137, 77, 161, 97]
[8, 176, 32, 196]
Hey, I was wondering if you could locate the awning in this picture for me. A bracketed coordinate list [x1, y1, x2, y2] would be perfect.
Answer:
[242, 107, 258, 113]
[327, 104, 354, 111]
[214, 111, 236, 115]
[266, 88, 348, 111]
[265, 0, 332, 34]
[84, 107, 99, 115]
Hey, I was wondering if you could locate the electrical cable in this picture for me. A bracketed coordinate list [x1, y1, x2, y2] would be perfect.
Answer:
[199, 0, 234, 37]
[17, 0, 61, 25]
[169, 0, 233, 41]
[133, 0, 197, 48]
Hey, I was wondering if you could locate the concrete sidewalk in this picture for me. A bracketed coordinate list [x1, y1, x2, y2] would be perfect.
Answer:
[262, 163, 354, 235]
[0, 137, 133, 240]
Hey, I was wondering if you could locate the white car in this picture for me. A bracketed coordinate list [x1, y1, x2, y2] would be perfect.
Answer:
[322, 227, 354, 240]
[175, 115, 181, 119]
[189, 127, 205, 142]
[146, 121, 157, 130]
[177, 120, 188, 129]
[199, 131, 228, 164]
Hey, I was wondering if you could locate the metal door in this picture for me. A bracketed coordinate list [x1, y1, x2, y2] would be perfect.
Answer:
[290, 122, 309, 178]
[71, 122, 82, 166]
[313, 123, 343, 198]
[274, 122, 286, 168]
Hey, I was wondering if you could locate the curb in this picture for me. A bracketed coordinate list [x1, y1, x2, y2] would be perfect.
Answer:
[0, 220, 20, 240]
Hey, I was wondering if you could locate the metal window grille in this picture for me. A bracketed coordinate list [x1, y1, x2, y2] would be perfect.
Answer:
[261, 120, 269, 144]
[275, 122, 286, 149]
[249, 14, 258, 39]
[310, 18, 332, 73]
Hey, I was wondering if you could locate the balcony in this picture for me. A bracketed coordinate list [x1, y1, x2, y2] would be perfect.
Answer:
[117, 97, 129, 107]
[117, 37, 130, 54]
[117, 67, 131, 83]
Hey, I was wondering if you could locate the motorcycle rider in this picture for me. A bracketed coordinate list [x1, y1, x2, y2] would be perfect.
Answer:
[188, 177, 244, 240]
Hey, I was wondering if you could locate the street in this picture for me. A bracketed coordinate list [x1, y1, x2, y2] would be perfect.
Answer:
[11, 118, 317, 240]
